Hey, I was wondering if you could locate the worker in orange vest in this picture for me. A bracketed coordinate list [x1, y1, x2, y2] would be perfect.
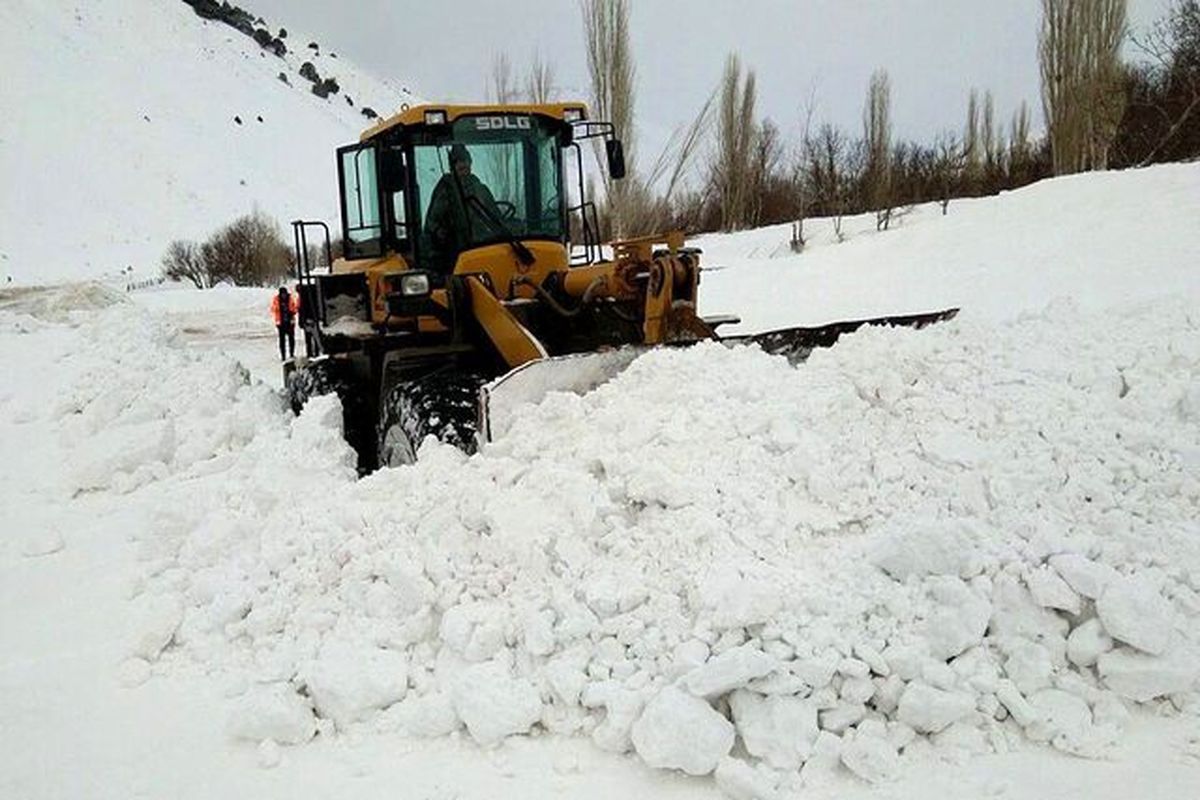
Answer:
[271, 286, 300, 361]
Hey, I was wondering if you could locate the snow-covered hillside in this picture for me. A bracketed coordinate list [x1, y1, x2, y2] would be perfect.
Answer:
[696, 162, 1200, 329]
[0, 0, 419, 285]
[2, 162, 1199, 799]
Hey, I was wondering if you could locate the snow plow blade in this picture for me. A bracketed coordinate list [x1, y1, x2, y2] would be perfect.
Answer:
[478, 307, 958, 445]
[479, 347, 649, 443]
[727, 307, 960, 363]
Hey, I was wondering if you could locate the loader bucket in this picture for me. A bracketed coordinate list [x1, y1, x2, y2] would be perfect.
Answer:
[478, 347, 648, 443]
[476, 307, 959, 445]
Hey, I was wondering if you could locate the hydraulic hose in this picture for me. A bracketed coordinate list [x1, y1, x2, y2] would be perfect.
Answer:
[514, 275, 606, 318]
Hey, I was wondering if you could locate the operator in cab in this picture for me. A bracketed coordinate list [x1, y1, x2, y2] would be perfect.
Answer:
[425, 143, 503, 272]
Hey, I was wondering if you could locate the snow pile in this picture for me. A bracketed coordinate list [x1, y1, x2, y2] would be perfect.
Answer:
[74, 291, 1198, 792]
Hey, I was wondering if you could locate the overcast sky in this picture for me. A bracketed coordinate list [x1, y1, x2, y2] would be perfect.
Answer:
[248, 0, 1172, 160]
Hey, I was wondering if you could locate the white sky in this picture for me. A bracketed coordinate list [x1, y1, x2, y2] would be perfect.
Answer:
[246, 0, 1172, 160]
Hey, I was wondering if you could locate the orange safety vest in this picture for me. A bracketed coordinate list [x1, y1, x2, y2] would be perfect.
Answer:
[271, 292, 299, 326]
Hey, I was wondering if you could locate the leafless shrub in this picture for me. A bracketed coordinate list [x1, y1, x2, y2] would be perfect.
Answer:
[162, 210, 291, 288]
[161, 239, 209, 289]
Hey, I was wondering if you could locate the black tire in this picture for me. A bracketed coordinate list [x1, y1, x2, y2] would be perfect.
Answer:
[285, 357, 342, 415]
[285, 358, 377, 473]
[377, 370, 484, 467]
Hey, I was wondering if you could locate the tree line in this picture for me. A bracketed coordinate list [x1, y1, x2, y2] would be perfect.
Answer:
[561, 0, 1200, 239]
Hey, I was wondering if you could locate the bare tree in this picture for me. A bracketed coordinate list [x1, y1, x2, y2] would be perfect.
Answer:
[162, 210, 292, 288]
[804, 123, 851, 241]
[863, 69, 893, 230]
[790, 90, 819, 251]
[488, 52, 516, 104]
[1009, 101, 1033, 179]
[1128, 0, 1200, 165]
[1040, 0, 1129, 174]
[635, 91, 716, 233]
[527, 51, 555, 104]
[582, 0, 636, 236]
[161, 240, 209, 288]
[964, 88, 983, 191]
[711, 54, 759, 231]
[933, 132, 966, 215]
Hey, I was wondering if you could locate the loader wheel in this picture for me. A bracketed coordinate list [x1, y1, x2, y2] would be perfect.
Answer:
[285, 358, 376, 473]
[285, 358, 343, 415]
[377, 371, 485, 467]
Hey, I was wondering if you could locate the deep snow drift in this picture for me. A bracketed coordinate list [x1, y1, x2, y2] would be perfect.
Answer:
[0, 0, 418, 284]
[3, 164, 1200, 799]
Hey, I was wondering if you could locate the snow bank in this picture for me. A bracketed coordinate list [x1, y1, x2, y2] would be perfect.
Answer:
[35, 286, 1189, 793]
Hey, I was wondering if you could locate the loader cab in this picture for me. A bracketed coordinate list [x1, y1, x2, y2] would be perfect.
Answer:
[335, 104, 624, 271]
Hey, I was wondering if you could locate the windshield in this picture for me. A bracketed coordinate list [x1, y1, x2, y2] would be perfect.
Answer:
[414, 115, 564, 270]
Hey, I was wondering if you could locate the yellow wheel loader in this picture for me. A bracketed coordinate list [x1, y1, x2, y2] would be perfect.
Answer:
[285, 102, 954, 471]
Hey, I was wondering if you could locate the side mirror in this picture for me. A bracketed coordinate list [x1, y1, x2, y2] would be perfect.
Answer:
[606, 139, 627, 180]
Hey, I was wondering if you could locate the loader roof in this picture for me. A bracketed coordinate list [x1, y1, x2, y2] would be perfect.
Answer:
[361, 102, 589, 142]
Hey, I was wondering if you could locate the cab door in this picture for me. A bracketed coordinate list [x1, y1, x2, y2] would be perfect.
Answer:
[337, 143, 384, 260]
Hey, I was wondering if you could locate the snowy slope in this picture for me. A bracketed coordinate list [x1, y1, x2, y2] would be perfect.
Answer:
[0, 0, 419, 285]
[697, 162, 1200, 329]
[3, 163, 1199, 799]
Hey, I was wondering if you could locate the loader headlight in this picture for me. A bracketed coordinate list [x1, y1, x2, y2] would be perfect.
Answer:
[399, 272, 431, 297]
[424, 109, 448, 126]
[562, 107, 584, 123]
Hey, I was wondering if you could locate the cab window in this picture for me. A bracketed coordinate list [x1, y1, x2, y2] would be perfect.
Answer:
[338, 144, 383, 259]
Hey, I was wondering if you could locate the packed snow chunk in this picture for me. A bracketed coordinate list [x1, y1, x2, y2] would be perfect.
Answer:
[381, 690, 460, 738]
[1004, 641, 1054, 696]
[995, 680, 1038, 727]
[1097, 648, 1199, 702]
[227, 683, 316, 745]
[1049, 554, 1119, 601]
[1067, 618, 1114, 667]
[1095, 574, 1175, 655]
[714, 756, 781, 800]
[871, 518, 982, 580]
[989, 573, 1069, 651]
[1025, 689, 1094, 755]
[923, 577, 992, 660]
[20, 528, 64, 557]
[590, 687, 646, 754]
[841, 731, 900, 784]
[450, 660, 543, 746]
[127, 593, 183, 661]
[729, 690, 818, 770]
[69, 418, 175, 492]
[896, 682, 976, 734]
[439, 601, 510, 662]
[684, 643, 778, 698]
[819, 703, 867, 734]
[696, 570, 783, 629]
[631, 686, 735, 776]
[1025, 566, 1082, 615]
[301, 641, 408, 729]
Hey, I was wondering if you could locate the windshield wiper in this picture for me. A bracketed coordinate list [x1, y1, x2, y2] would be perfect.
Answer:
[466, 194, 536, 266]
